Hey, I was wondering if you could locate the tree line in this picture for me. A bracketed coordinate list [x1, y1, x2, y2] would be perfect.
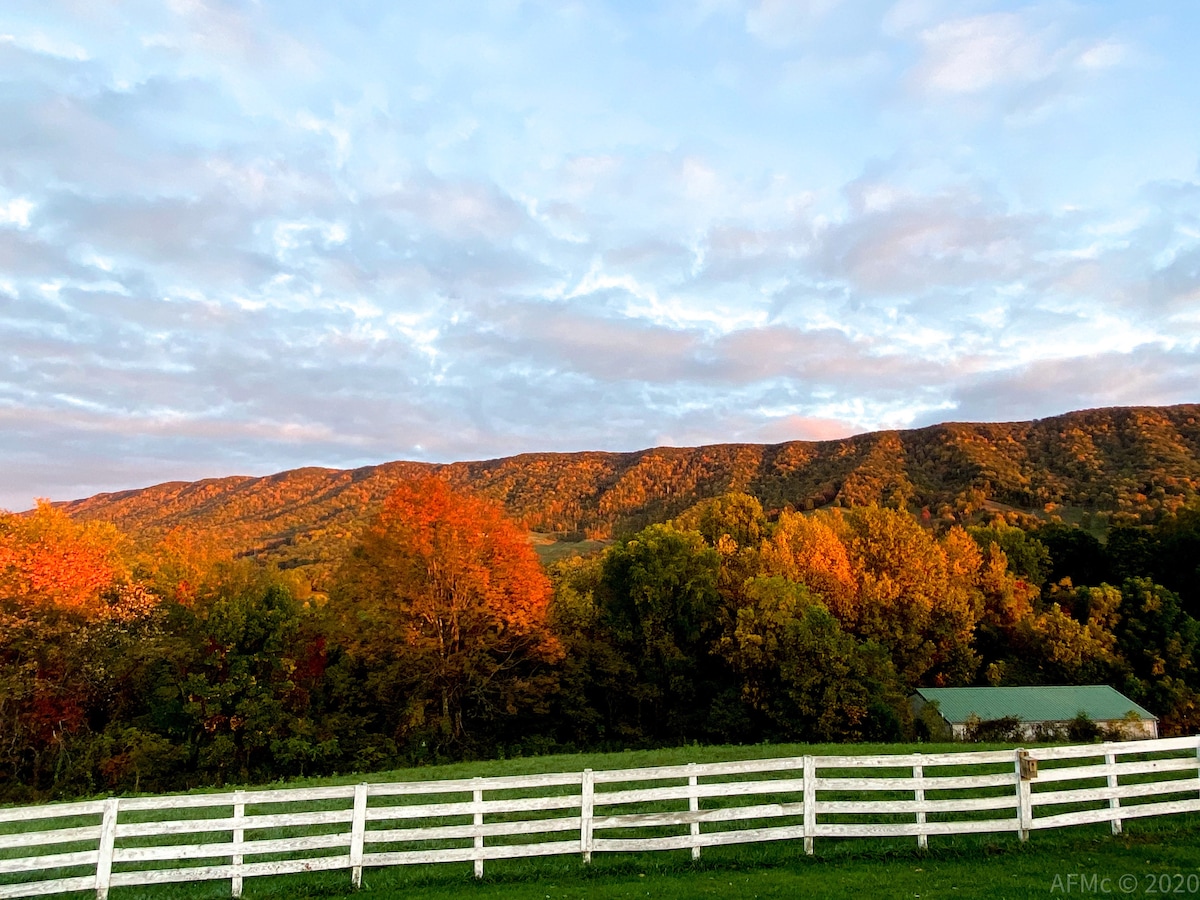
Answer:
[2, 479, 1198, 802]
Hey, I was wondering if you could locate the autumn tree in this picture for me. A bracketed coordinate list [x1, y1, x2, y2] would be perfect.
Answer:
[842, 506, 977, 685]
[0, 501, 129, 615]
[972, 540, 1038, 676]
[941, 527, 985, 617]
[986, 546, 1036, 618]
[0, 504, 155, 798]
[759, 510, 857, 624]
[330, 476, 560, 757]
[135, 526, 237, 605]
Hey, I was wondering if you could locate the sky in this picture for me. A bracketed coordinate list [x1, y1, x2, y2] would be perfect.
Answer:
[2, 0, 1199, 511]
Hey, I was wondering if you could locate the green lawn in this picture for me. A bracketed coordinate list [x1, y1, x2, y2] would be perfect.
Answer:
[254, 740, 999, 787]
[527, 533, 609, 564]
[106, 815, 1200, 899]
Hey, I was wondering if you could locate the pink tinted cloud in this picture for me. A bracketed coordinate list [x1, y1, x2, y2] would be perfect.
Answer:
[750, 413, 858, 443]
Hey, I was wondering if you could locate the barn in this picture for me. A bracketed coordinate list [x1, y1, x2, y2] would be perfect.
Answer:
[912, 685, 1158, 741]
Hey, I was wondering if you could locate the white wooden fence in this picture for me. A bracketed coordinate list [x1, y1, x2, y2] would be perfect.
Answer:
[2, 735, 1198, 899]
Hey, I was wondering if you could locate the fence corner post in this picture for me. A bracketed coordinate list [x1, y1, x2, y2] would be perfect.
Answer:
[350, 782, 368, 890]
[581, 768, 595, 865]
[95, 797, 120, 900]
[232, 790, 246, 898]
[803, 755, 816, 856]
[913, 753, 928, 851]
[1014, 749, 1032, 842]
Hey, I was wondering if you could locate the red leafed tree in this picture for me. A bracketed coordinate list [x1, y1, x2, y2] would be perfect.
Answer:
[332, 476, 560, 752]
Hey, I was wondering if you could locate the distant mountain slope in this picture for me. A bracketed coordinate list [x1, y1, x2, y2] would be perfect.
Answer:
[61, 404, 1200, 579]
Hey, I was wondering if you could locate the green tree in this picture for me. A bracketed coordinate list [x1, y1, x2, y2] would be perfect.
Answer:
[1116, 578, 1200, 735]
[1038, 524, 1112, 589]
[596, 524, 723, 743]
[674, 493, 766, 612]
[967, 523, 1051, 587]
[1149, 506, 1200, 618]
[99, 561, 338, 790]
[718, 576, 907, 741]
[544, 554, 629, 750]
[674, 492, 767, 551]
[1106, 527, 1159, 585]
[1014, 593, 1120, 685]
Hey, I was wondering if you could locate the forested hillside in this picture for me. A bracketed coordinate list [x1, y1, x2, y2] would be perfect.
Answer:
[6, 476, 1200, 801]
[7, 405, 1200, 801]
[58, 404, 1200, 582]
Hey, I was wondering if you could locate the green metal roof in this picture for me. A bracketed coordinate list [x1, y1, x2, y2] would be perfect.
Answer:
[914, 686, 1156, 724]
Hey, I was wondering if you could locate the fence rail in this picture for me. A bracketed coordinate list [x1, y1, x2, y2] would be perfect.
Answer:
[2, 735, 1198, 899]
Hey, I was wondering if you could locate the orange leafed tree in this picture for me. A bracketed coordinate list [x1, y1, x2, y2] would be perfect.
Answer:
[0, 503, 149, 784]
[332, 476, 560, 750]
[841, 506, 978, 685]
[760, 510, 858, 625]
[0, 501, 128, 616]
[138, 526, 237, 606]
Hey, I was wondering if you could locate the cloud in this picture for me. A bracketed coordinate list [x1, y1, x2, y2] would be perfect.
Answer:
[815, 187, 1036, 294]
[158, 0, 321, 83]
[940, 344, 1200, 425]
[911, 12, 1051, 95]
[0, 198, 34, 229]
[902, 8, 1130, 117]
[744, 0, 844, 47]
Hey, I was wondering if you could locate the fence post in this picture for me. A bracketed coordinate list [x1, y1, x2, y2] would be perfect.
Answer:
[95, 797, 120, 900]
[913, 754, 928, 851]
[472, 778, 485, 880]
[350, 783, 368, 889]
[231, 790, 246, 898]
[803, 756, 816, 856]
[1104, 748, 1122, 836]
[1195, 737, 1200, 803]
[581, 768, 594, 864]
[1014, 749, 1032, 842]
[687, 763, 701, 861]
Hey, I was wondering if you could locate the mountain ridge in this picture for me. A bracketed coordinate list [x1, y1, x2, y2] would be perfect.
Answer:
[60, 403, 1200, 580]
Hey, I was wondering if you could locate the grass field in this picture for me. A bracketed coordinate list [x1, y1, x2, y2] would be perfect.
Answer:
[527, 532, 610, 564]
[104, 812, 1200, 900]
[6, 740, 1199, 900]
[227, 739, 1010, 786]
